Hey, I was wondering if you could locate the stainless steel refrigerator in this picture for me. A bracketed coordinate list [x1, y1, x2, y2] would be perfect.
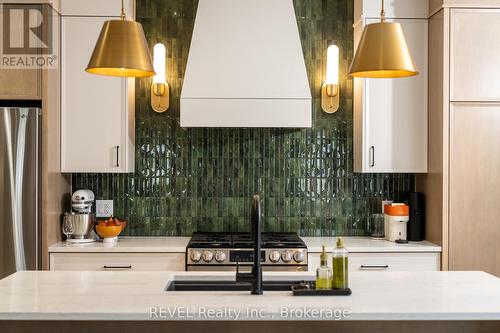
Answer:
[0, 106, 41, 280]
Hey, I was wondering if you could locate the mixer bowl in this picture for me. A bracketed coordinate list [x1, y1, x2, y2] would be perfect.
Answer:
[63, 212, 95, 239]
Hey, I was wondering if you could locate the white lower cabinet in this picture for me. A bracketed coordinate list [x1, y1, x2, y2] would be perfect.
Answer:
[49, 253, 185, 271]
[50, 252, 440, 272]
[308, 252, 440, 272]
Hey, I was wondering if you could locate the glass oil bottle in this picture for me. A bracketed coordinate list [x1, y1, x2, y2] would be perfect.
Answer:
[332, 237, 349, 290]
[315, 245, 332, 290]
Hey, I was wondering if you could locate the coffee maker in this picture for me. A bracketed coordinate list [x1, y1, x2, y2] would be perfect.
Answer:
[62, 190, 96, 243]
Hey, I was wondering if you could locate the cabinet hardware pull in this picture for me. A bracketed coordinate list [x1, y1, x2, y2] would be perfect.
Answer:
[360, 264, 389, 270]
[103, 265, 132, 269]
[115, 145, 120, 167]
[370, 146, 375, 167]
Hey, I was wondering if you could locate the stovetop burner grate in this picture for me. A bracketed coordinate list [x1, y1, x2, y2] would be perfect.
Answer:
[187, 232, 306, 248]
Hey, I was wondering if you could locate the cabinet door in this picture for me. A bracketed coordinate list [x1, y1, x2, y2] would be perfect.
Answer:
[354, 19, 428, 173]
[0, 69, 41, 100]
[49, 252, 185, 271]
[451, 9, 500, 101]
[449, 103, 500, 276]
[308, 252, 440, 272]
[0, 4, 45, 100]
[60, 0, 134, 16]
[61, 16, 133, 173]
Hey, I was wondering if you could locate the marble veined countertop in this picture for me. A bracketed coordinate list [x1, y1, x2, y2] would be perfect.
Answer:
[48, 237, 441, 253]
[0, 270, 498, 321]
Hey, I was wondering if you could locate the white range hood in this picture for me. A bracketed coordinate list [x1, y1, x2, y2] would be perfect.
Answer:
[180, 0, 312, 128]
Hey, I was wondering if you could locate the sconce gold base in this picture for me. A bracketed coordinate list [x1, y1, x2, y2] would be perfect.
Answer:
[321, 83, 340, 113]
[151, 82, 170, 113]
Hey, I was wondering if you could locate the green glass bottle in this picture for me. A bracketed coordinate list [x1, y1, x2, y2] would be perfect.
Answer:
[315, 245, 332, 290]
[332, 237, 348, 290]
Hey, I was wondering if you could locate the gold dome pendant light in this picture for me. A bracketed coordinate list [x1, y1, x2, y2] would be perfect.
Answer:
[86, 0, 154, 77]
[348, 0, 418, 78]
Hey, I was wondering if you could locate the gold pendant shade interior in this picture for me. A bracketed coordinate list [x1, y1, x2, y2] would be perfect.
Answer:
[348, 0, 418, 78]
[85, 1, 154, 77]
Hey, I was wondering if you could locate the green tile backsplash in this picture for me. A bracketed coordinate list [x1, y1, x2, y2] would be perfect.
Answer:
[72, 0, 415, 236]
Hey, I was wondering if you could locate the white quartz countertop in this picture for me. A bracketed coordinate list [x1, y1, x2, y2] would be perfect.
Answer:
[302, 237, 441, 253]
[0, 271, 498, 321]
[48, 237, 190, 253]
[48, 237, 441, 253]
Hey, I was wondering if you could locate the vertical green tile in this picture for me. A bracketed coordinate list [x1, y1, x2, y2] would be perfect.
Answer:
[72, 0, 415, 237]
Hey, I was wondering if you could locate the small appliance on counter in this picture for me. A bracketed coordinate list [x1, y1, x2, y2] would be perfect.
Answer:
[185, 232, 308, 271]
[407, 192, 425, 241]
[384, 203, 409, 243]
[62, 190, 96, 243]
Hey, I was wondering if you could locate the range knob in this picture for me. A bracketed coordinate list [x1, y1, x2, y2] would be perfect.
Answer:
[293, 251, 305, 263]
[190, 250, 202, 262]
[214, 251, 226, 263]
[281, 251, 293, 263]
[202, 250, 214, 262]
[269, 250, 281, 263]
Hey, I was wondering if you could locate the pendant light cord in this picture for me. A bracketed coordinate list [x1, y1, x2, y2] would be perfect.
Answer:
[380, 0, 386, 22]
[120, 0, 125, 20]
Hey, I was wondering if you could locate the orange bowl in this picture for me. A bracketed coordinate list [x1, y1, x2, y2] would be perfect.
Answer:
[95, 225, 122, 239]
[117, 220, 127, 231]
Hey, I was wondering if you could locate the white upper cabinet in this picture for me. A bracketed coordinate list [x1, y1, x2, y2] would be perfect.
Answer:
[60, 1, 135, 173]
[353, 0, 428, 173]
[60, 0, 134, 17]
[450, 9, 500, 101]
[354, 0, 428, 18]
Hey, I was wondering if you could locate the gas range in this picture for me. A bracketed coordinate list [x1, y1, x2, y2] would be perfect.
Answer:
[185, 232, 308, 271]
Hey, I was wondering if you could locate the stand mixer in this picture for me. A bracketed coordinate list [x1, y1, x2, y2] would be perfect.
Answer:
[62, 190, 96, 243]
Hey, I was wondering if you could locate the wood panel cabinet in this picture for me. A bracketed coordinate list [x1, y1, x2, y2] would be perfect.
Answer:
[60, 1, 135, 173]
[0, 2, 44, 100]
[353, 1, 428, 173]
[0, 69, 41, 100]
[418, 1, 500, 276]
[449, 103, 500, 274]
[450, 9, 500, 101]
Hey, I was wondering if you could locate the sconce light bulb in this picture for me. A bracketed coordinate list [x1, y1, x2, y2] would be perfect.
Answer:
[153, 43, 166, 84]
[325, 44, 339, 85]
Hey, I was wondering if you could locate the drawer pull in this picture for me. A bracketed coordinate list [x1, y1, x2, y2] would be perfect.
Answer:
[103, 265, 132, 270]
[360, 264, 389, 270]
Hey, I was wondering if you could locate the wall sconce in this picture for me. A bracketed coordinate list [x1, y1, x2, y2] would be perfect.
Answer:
[151, 43, 169, 113]
[321, 45, 340, 113]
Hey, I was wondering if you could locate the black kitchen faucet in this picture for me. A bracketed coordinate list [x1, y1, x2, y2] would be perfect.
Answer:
[235, 194, 263, 295]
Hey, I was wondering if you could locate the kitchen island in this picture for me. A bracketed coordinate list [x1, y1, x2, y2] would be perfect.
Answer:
[0, 270, 498, 333]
